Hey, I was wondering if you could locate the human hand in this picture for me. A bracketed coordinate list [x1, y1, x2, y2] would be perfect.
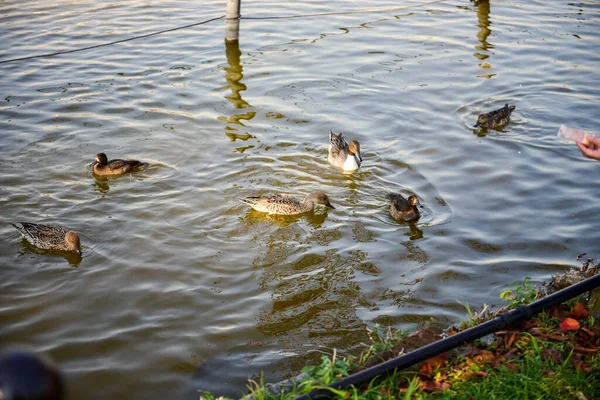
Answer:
[577, 134, 600, 161]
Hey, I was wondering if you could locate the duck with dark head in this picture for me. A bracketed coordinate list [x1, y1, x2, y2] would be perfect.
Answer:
[386, 193, 421, 222]
[93, 153, 147, 177]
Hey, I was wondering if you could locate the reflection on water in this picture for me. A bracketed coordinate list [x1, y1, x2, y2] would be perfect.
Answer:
[220, 40, 256, 140]
[16, 241, 82, 267]
[474, 0, 492, 56]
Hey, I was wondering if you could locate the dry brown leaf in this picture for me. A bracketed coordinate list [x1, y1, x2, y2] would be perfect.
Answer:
[462, 371, 487, 380]
[573, 347, 598, 354]
[506, 332, 517, 347]
[473, 350, 496, 363]
[504, 362, 520, 372]
[541, 333, 570, 341]
[423, 355, 446, 369]
[569, 303, 591, 319]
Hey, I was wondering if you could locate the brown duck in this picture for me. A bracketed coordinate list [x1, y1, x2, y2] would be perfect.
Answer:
[474, 104, 516, 129]
[386, 193, 421, 222]
[93, 153, 146, 176]
[240, 192, 335, 215]
[11, 222, 81, 255]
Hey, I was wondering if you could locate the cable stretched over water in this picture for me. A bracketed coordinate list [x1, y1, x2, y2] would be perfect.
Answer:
[0, 0, 452, 65]
[242, 0, 449, 19]
[0, 15, 225, 65]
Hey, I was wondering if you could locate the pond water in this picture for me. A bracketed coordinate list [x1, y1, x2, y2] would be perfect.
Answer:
[1, 0, 599, 398]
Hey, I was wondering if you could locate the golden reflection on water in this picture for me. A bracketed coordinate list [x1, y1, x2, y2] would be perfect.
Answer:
[220, 40, 256, 141]
[474, 0, 492, 55]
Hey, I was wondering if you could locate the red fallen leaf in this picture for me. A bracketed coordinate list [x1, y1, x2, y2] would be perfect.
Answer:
[420, 361, 433, 376]
[560, 318, 580, 331]
[462, 371, 487, 380]
[473, 350, 496, 363]
[420, 380, 446, 393]
[570, 303, 591, 319]
[424, 355, 446, 369]
[504, 362, 520, 372]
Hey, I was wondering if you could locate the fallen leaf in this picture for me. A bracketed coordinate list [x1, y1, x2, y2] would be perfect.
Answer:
[506, 332, 517, 347]
[570, 303, 591, 319]
[423, 355, 446, 369]
[462, 371, 487, 380]
[579, 326, 595, 337]
[473, 350, 496, 363]
[573, 347, 598, 354]
[560, 318, 580, 331]
[542, 333, 570, 341]
[504, 362, 520, 372]
[528, 327, 543, 336]
[420, 380, 447, 393]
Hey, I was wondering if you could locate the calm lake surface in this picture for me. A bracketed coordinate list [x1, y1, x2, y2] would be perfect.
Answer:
[1, 0, 599, 398]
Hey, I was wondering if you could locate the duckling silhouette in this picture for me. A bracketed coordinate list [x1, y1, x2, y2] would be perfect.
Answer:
[474, 104, 516, 129]
[92, 153, 146, 176]
[240, 192, 335, 215]
[386, 193, 421, 222]
[10, 222, 81, 255]
[328, 130, 362, 172]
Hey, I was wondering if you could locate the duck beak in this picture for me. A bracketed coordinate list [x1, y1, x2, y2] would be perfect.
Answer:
[326, 202, 335, 209]
[356, 151, 363, 163]
[473, 121, 480, 128]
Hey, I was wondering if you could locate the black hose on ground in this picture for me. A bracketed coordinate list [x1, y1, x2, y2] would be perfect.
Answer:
[296, 272, 600, 400]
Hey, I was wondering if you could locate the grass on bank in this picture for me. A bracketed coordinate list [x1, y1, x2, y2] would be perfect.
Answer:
[200, 257, 600, 400]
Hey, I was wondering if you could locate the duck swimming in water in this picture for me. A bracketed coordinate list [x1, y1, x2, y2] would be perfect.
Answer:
[11, 222, 81, 255]
[474, 104, 516, 129]
[240, 192, 335, 215]
[386, 193, 421, 222]
[93, 152, 146, 176]
[328, 130, 362, 172]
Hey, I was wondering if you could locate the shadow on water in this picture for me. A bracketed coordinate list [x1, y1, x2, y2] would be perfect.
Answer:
[87, 161, 178, 193]
[16, 240, 82, 267]
[242, 207, 332, 228]
[219, 40, 256, 141]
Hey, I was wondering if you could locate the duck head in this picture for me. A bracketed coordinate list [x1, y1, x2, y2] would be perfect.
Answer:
[408, 195, 421, 208]
[95, 153, 108, 166]
[474, 114, 488, 128]
[65, 231, 81, 255]
[309, 192, 335, 209]
[348, 140, 362, 163]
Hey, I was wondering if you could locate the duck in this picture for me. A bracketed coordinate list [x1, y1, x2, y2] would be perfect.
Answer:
[11, 222, 81, 255]
[328, 130, 362, 171]
[240, 192, 335, 215]
[386, 193, 421, 222]
[0, 348, 64, 400]
[474, 104, 516, 129]
[92, 153, 146, 176]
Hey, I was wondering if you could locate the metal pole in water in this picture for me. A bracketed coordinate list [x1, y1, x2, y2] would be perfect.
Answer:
[225, 0, 241, 42]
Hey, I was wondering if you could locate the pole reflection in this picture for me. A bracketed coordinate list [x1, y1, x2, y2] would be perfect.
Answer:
[220, 40, 256, 141]
[473, 0, 492, 61]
